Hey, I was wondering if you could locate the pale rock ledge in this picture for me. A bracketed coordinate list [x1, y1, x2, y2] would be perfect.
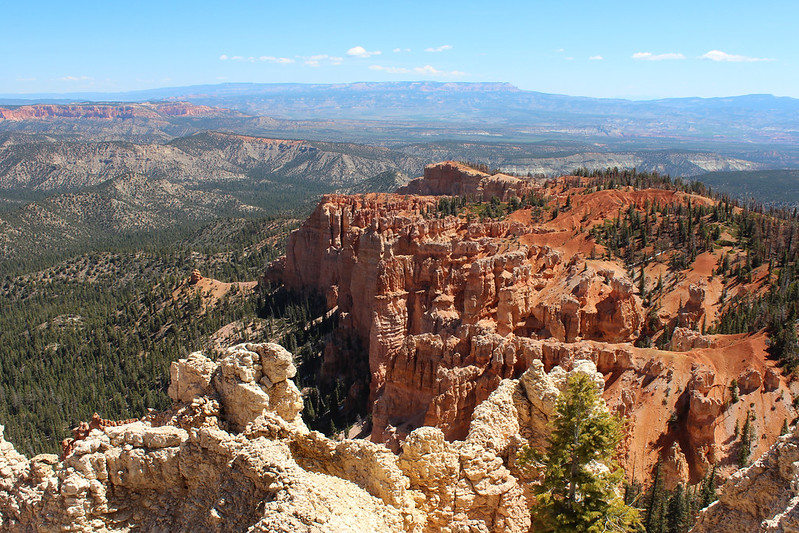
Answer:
[0, 342, 606, 532]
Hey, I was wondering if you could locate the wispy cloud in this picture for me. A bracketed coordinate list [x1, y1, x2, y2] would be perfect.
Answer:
[370, 65, 411, 74]
[219, 54, 294, 64]
[632, 52, 685, 61]
[700, 50, 774, 62]
[425, 45, 453, 53]
[393, 47, 411, 53]
[346, 46, 381, 58]
[554, 48, 565, 53]
[589, 55, 604, 61]
[304, 54, 343, 67]
[59, 75, 92, 81]
[261, 56, 294, 64]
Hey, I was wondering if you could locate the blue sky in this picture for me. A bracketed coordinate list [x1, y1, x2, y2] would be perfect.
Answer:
[2, 0, 797, 99]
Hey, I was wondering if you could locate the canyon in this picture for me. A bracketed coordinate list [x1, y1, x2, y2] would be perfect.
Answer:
[271, 161, 796, 487]
[2, 160, 797, 531]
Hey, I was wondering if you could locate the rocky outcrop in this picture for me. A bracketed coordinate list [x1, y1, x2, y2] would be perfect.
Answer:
[269, 165, 795, 488]
[189, 268, 203, 284]
[670, 327, 716, 351]
[0, 343, 406, 532]
[272, 183, 644, 444]
[396, 161, 537, 201]
[692, 424, 799, 532]
[0, 343, 615, 532]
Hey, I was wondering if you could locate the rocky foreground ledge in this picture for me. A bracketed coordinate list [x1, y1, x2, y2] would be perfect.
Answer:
[691, 423, 799, 532]
[0, 342, 615, 532]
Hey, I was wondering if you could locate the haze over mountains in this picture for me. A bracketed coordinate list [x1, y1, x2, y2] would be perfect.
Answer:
[4, 82, 799, 145]
[3, 81, 799, 269]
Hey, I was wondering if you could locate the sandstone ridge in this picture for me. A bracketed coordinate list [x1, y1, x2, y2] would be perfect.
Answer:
[396, 161, 538, 200]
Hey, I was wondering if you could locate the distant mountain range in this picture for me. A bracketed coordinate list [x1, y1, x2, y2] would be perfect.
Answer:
[0, 131, 425, 193]
[3, 82, 799, 269]
[0, 131, 425, 266]
[3, 82, 799, 145]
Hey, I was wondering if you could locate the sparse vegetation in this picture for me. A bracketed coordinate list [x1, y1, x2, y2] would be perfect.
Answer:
[0, 216, 301, 454]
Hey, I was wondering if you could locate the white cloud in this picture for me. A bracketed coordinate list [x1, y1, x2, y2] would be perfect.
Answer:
[260, 56, 294, 64]
[632, 52, 685, 61]
[305, 55, 325, 67]
[701, 50, 774, 62]
[304, 54, 343, 67]
[346, 46, 381, 58]
[393, 47, 411, 53]
[59, 75, 92, 81]
[415, 65, 440, 75]
[554, 48, 565, 53]
[425, 45, 452, 53]
[589, 55, 603, 60]
[220, 54, 293, 64]
[564, 56, 574, 61]
[370, 65, 412, 73]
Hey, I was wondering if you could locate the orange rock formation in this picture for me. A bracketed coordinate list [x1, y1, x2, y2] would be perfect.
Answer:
[270, 162, 795, 485]
[0, 102, 226, 121]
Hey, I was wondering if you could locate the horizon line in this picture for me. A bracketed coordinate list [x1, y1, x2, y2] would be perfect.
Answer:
[0, 81, 795, 104]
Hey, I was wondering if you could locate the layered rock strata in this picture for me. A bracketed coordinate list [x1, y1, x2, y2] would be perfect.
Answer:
[272, 191, 643, 440]
[269, 163, 795, 486]
[396, 161, 537, 200]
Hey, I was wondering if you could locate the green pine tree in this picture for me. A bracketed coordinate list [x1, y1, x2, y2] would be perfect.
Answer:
[520, 372, 642, 532]
[644, 460, 666, 533]
[665, 483, 687, 533]
[738, 412, 753, 466]
[697, 464, 718, 510]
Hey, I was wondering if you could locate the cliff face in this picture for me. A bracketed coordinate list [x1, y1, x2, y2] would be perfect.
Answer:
[275, 191, 642, 435]
[271, 162, 795, 486]
[0, 102, 229, 121]
[0, 342, 608, 532]
[692, 425, 799, 532]
[396, 161, 538, 200]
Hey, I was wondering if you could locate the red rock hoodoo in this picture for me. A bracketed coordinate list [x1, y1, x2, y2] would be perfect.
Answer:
[269, 161, 795, 485]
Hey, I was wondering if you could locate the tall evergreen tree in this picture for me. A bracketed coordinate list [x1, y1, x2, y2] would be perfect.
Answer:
[520, 372, 642, 532]
[738, 412, 754, 466]
[644, 460, 666, 533]
[665, 483, 687, 533]
[697, 464, 718, 510]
